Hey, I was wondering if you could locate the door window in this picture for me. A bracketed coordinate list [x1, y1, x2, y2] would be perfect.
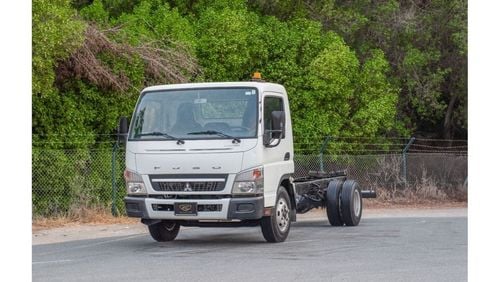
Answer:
[263, 96, 284, 138]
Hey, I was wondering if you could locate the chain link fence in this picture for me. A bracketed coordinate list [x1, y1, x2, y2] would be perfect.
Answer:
[32, 147, 126, 217]
[294, 153, 467, 190]
[32, 137, 467, 218]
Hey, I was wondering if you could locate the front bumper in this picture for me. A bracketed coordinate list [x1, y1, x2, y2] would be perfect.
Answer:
[124, 196, 264, 221]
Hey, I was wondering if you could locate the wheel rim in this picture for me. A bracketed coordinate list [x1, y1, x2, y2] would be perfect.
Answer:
[353, 189, 361, 217]
[275, 197, 290, 232]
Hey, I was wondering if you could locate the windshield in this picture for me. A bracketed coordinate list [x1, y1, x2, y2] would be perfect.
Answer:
[129, 87, 258, 140]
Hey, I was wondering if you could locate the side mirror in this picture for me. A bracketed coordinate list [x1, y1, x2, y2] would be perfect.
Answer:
[264, 111, 285, 147]
[118, 116, 129, 143]
[271, 111, 285, 138]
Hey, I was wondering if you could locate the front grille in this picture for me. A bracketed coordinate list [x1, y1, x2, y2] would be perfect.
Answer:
[149, 174, 228, 192]
[154, 181, 225, 192]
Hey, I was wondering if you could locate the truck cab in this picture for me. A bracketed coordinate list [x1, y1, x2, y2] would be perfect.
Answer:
[122, 80, 296, 242]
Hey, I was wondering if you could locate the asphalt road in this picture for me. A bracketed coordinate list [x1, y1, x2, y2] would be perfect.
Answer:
[32, 209, 467, 282]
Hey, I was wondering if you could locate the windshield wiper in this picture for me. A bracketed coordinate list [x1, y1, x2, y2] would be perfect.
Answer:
[135, 132, 185, 144]
[187, 130, 241, 144]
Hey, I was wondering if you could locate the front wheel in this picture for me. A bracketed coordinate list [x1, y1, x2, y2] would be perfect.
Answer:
[261, 186, 291, 243]
[148, 221, 180, 242]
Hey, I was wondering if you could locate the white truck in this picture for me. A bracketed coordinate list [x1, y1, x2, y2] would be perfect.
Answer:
[119, 74, 375, 243]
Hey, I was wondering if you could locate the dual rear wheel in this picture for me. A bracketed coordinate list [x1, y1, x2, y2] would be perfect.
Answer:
[326, 180, 362, 226]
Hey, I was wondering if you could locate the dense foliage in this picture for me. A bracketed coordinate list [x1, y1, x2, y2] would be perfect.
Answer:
[33, 0, 467, 147]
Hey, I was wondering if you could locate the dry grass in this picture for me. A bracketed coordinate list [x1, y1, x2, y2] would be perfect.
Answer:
[32, 206, 136, 232]
[363, 198, 467, 209]
[372, 180, 467, 204]
[365, 160, 468, 206]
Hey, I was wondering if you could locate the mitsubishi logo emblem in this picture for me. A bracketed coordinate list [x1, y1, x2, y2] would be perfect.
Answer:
[184, 183, 192, 192]
[178, 204, 192, 212]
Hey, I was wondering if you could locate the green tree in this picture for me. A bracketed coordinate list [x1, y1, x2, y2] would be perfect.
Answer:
[32, 0, 86, 97]
[352, 49, 401, 137]
[293, 39, 400, 141]
[294, 35, 359, 139]
[195, 4, 265, 81]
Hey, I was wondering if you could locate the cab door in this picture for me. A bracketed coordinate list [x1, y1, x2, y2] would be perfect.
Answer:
[261, 93, 294, 206]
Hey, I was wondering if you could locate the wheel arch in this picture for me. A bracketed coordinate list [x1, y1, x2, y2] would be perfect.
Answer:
[279, 174, 297, 221]
[279, 175, 294, 208]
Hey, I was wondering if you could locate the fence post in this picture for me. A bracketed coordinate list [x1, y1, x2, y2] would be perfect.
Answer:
[111, 141, 119, 217]
[319, 136, 332, 172]
[402, 137, 416, 184]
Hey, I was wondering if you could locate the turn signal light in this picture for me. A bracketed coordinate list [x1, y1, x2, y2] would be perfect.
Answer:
[253, 168, 262, 179]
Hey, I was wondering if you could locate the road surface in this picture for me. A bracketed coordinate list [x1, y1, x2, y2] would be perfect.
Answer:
[32, 208, 467, 281]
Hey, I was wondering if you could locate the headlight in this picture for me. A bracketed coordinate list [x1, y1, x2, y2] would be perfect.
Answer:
[124, 169, 146, 195]
[232, 167, 264, 195]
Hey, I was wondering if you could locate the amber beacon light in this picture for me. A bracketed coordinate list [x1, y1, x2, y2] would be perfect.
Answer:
[251, 72, 262, 80]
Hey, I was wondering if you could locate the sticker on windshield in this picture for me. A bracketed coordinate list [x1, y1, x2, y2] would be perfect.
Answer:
[194, 98, 207, 104]
[245, 90, 256, 95]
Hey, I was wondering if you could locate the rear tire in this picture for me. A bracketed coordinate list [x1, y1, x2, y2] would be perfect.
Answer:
[148, 221, 180, 242]
[326, 180, 344, 226]
[340, 180, 362, 226]
[261, 186, 291, 243]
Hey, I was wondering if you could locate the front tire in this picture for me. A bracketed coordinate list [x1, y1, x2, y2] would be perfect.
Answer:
[261, 186, 291, 243]
[148, 221, 180, 242]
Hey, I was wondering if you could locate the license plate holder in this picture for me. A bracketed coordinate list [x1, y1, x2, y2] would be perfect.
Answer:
[174, 202, 197, 216]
